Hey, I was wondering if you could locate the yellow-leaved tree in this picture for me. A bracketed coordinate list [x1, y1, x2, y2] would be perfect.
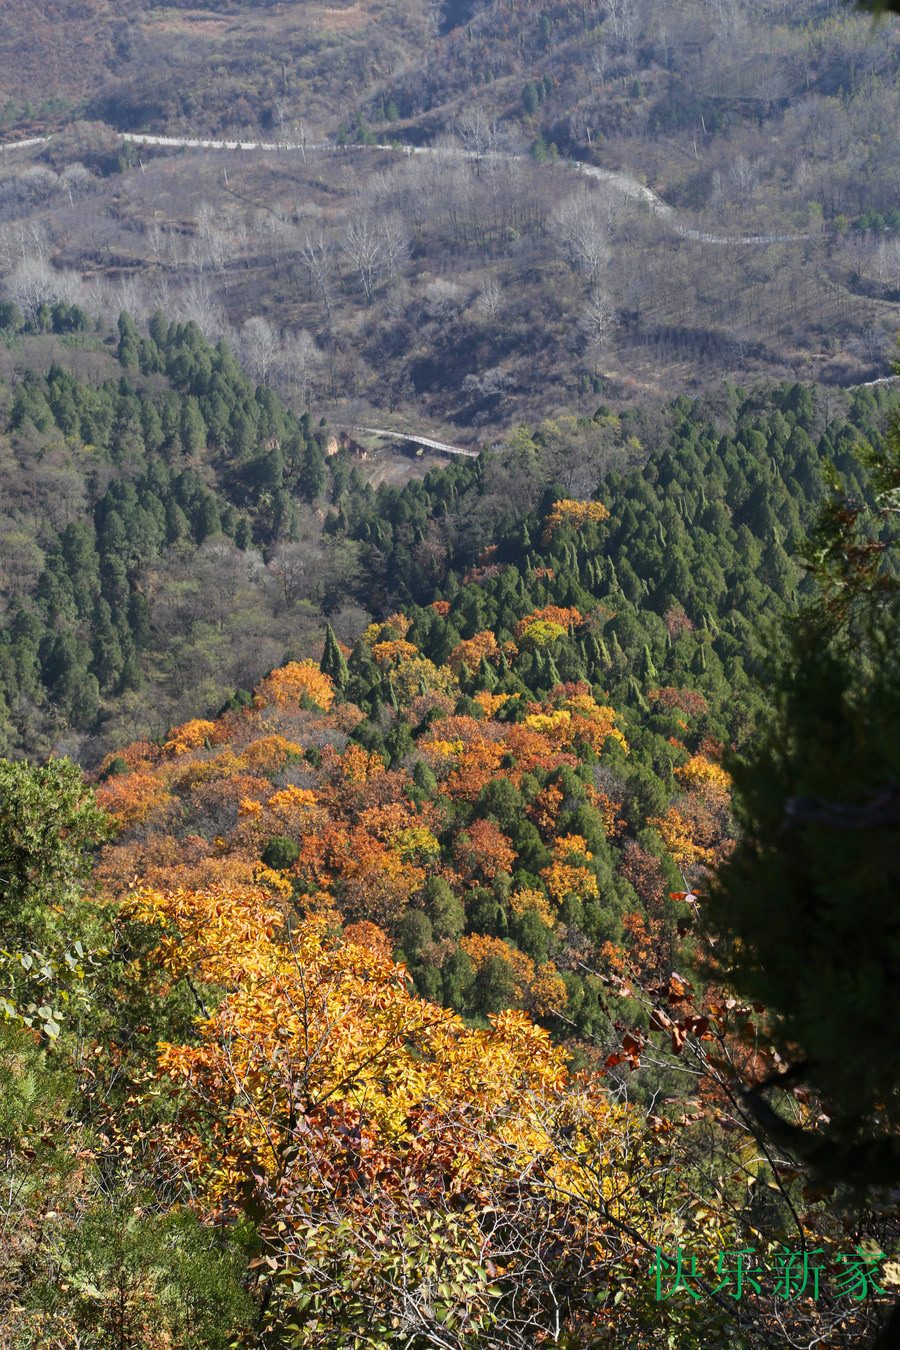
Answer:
[119, 881, 746, 1350]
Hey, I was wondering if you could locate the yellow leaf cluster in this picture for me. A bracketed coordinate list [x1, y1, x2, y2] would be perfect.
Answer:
[651, 806, 716, 868]
[517, 619, 566, 650]
[556, 833, 591, 859]
[674, 754, 732, 797]
[551, 692, 629, 754]
[388, 655, 457, 706]
[391, 826, 440, 862]
[240, 735, 306, 775]
[362, 613, 413, 645]
[164, 749, 244, 796]
[240, 786, 327, 841]
[514, 606, 583, 642]
[163, 719, 222, 756]
[129, 888, 583, 1205]
[541, 835, 600, 905]
[120, 883, 284, 985]
[473, 690, 515, 717]
[95, 771, 177, 832]
[530, 963, 569, 1017]
[255, 661, 335, 711]
[460, 933, 537, 994]
[340, 743, 387, 783]
[371, 638, 419, 668]
[459, 934, 566, 1018]
[524, 710, 573, 737]
[542, 498, 611, 543]
[510, 887, 556, 929]
[448, 629, 500, 676]
[253, 862, 294, 897]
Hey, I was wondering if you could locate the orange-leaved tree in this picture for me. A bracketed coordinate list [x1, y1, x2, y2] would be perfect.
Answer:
[118, 880, 747, 1350]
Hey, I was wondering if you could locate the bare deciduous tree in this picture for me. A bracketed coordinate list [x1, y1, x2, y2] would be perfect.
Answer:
[241, 315, 280, 385]
[4, 258, 85, 321]
[146, 220, 166, 268]
[268, 540, 311, 610]
[728, 154, 758, 205]
[341, 213, 383, 303]
[60, 162, 94, 203]
[298, 230, 335, 321]
[603, 0, 624, 42]
[379, 211, 410, 284]
[550, 190, 610, 286]
[273, 97, 291, 146]
[456, 106, 502, 165]
[591, 44, 610, 85]
[278, 329, 323, 407]
[478, 275, 503, 320]
[423, 278, 464, 321]
[116, 274, 151, 322]
[178, 275, 226, 339]
[578, 289, 615, 352]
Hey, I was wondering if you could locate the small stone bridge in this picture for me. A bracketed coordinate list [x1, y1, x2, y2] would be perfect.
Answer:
[347, 426, 480, 459]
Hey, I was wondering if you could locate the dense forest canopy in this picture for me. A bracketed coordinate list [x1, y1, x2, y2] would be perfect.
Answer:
[1, 0, 900, 1344]
[1, 312, 897, 761]
[1, 302, 899, 1345]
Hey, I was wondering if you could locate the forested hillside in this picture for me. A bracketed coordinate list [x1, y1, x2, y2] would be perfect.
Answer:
[2, 295, 899, 1350]
[1, 396, 897, 1346]
[3, 0, 900, 1343]
[4, 0, 900, 413]
[1, 307, 897, 766]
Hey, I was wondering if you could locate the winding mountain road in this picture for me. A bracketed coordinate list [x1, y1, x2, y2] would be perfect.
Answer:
[1, 129, 806, 249]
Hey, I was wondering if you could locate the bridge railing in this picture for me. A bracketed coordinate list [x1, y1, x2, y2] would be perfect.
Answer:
[349, 426, 481, 458]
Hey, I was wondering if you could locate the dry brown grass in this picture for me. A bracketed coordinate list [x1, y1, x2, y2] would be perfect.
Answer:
[311, 4, 372, 36]
[144, 13, 232, 37]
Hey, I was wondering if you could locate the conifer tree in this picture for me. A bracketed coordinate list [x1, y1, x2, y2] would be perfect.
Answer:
[707, 425, 900, 1192]
[320, 623, 349, 691]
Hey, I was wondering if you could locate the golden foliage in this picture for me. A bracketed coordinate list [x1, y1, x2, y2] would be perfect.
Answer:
[162, 718, 223, 757]
[651, 805, 716, 869]
[95, 771, 177, 833]
[459, 934, 567, 1017]
[236, 785, 328, 845]
[514, 606, 583, 642]
[371, 638, 419, 668]
[255, 661, 335, 711]
[128, 891, 578, 1208]
[387, 654, 458, 706]
[340, 743, 386, 784]
[510, 887, 556, 929]
[448, 629, 499, 676]
[541, 834, 600, 905]
[545, 686, 629, 754]
[341, 920, 393, 957]
[121, 883, 285, 985]
[362, 613, 413, 645]
[541, 498, 611, 543]
[392, 825, 440, 863]
[674, 754, 732, 796]
[472, 690, 515, 717]
[239, 735, 306, 775]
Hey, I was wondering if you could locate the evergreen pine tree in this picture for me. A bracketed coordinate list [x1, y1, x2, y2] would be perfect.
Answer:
[320, 623, 349, 691]
[477, 654, 498, 690]
[641, 644, 658, 684]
